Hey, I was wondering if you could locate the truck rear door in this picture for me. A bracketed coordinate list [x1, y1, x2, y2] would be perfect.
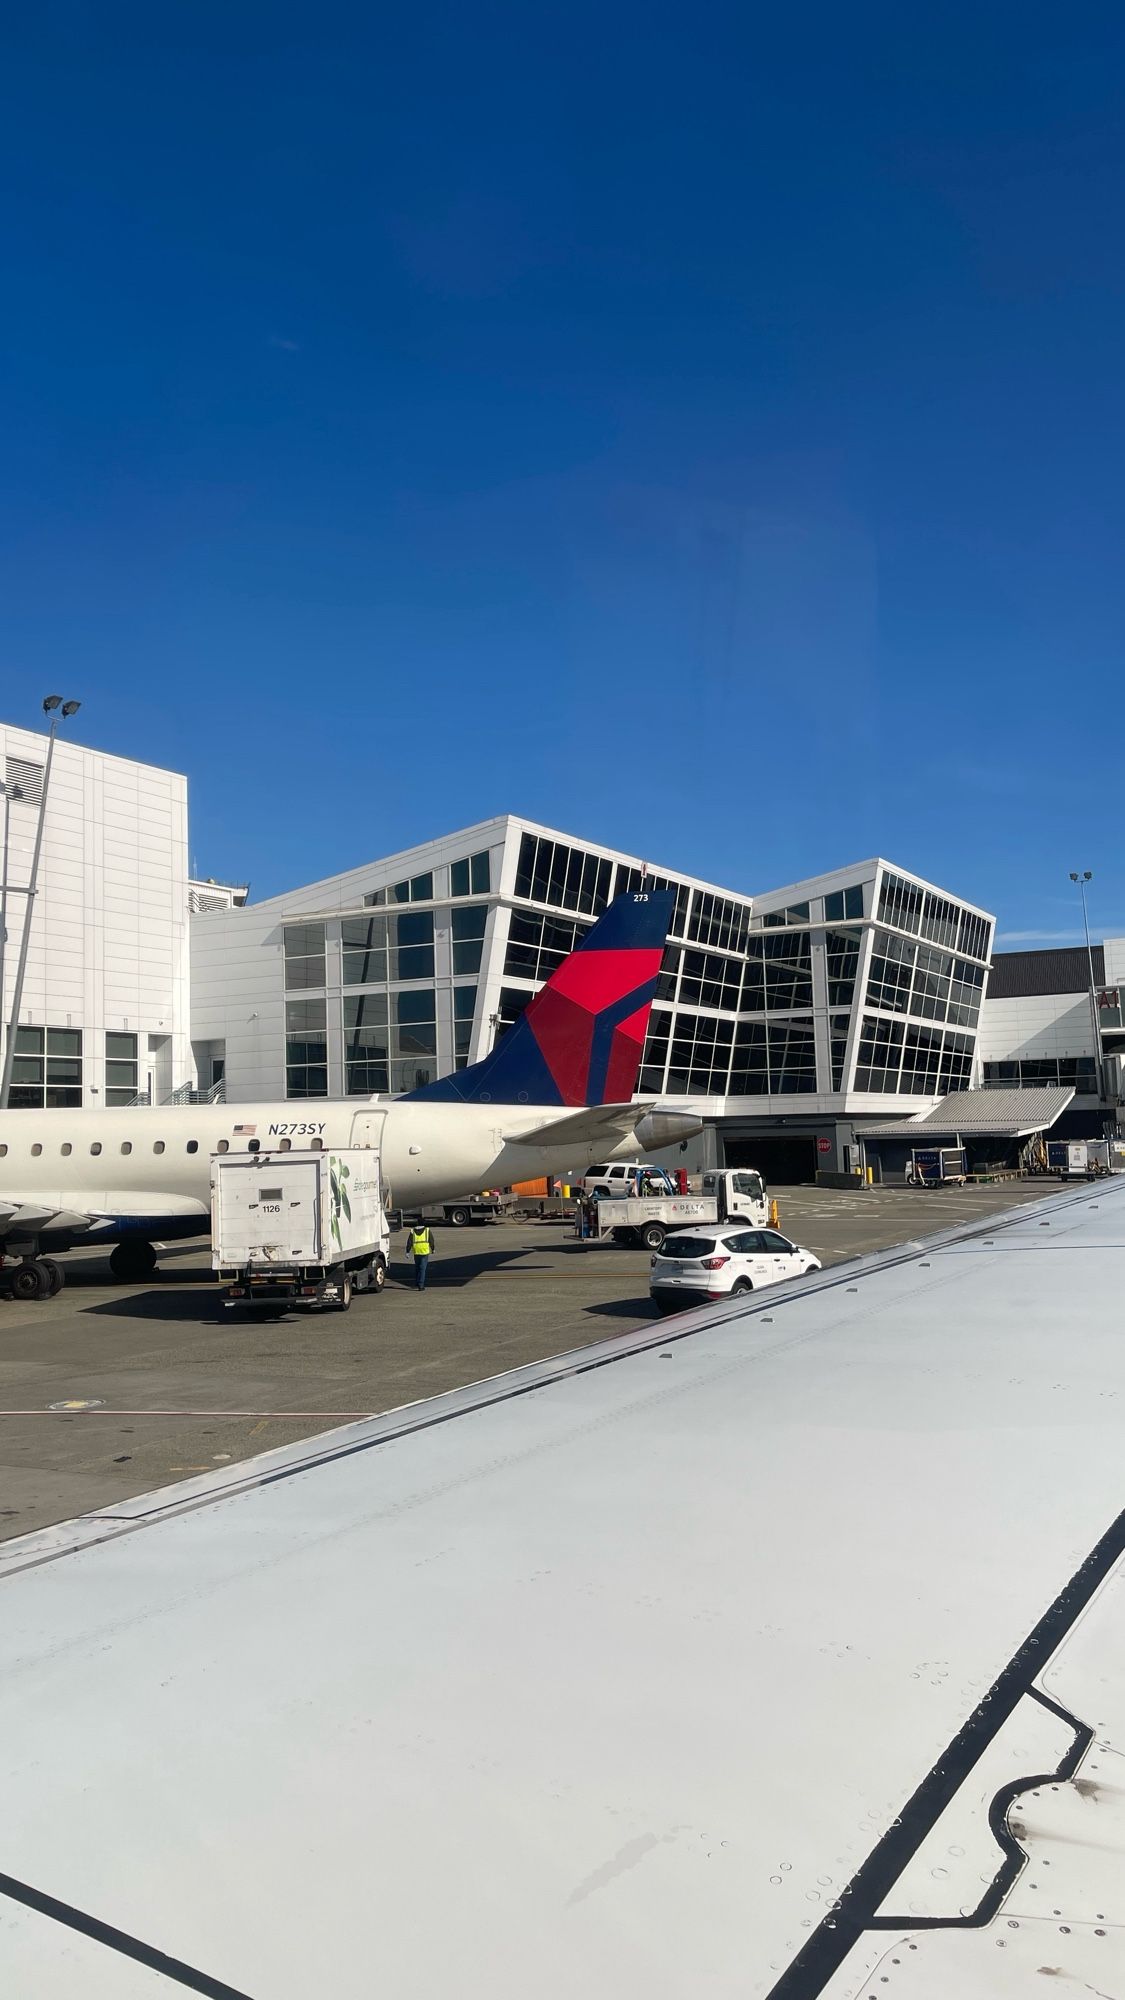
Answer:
[218, 1160, 322, 1265]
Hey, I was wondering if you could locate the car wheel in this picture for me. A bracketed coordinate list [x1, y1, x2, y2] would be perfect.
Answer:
[731, 1278, 753, 1295]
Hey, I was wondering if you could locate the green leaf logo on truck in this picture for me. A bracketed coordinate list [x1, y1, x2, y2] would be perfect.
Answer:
[329, 1156, 352, 1247]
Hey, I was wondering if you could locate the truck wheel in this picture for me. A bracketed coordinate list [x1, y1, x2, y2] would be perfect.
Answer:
[334, 1273, 353, 1312]
[370, 1258, 386, 1294]
[640, 1224, 665, 1252]
[447, 1206, 470, 1227]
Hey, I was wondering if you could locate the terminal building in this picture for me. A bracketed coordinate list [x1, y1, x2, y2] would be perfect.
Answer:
[190, 815, 998, 1184]
[3, 715, 1119, 1182]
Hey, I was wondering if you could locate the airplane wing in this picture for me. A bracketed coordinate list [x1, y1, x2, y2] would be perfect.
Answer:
[501, 1100, 656, 1151]
[0, 1182, 1120, 1997]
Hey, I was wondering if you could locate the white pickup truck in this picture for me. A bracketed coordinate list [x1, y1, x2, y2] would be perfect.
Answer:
[596, 1167, 769, 1251]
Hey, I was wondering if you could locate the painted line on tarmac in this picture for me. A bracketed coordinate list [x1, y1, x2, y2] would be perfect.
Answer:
[0, 1408, 378, 1419]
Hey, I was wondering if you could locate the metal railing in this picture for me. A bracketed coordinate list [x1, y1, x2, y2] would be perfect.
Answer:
[126, 1078, 226, 1108]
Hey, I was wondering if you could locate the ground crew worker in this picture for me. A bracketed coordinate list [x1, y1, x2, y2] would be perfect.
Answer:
[409, 1221, 435, 1290]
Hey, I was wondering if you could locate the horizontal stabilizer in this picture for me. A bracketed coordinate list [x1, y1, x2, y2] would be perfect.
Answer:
[502, 1101, 655, 1153]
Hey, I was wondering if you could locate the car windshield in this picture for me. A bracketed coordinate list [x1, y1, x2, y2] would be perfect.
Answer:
[660, 1236, 717, 1259]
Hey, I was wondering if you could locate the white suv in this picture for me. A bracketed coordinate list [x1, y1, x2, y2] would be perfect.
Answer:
[576, 1161, 651, 1196]
[650, 1224, 820, 1314]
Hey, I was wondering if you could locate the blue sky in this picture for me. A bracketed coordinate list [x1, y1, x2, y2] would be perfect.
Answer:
[2, 4, 1122, 942]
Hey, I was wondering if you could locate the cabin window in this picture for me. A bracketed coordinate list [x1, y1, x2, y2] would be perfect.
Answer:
[61, 1142, 72, 1156]
[153, 1140, 165, 1154]
[186, 1140, 199, 1154]
[31, 1142, 42, 1156]
[311, 1137, 323, 1150]
[0, 1143, 6, 1156]
[278, 1138, 292, 1151]
[90, 1141, 102, 1155]
[216, 1139, 229, 1153]
[248, 1138, 260, 1153]
[120, 1141, 132, 1155]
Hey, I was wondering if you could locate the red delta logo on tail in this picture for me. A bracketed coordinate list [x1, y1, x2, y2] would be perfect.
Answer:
[405, 890, 675, 1107]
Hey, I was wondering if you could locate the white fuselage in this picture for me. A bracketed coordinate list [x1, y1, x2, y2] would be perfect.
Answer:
[0, 1097, 622, 1252]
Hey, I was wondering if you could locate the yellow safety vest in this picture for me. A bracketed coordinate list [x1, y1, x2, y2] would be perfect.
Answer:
[410, 1228, 432, 1256]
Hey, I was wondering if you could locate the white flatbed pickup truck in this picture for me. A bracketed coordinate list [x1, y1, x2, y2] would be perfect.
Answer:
[596, 1166, 768, 1249]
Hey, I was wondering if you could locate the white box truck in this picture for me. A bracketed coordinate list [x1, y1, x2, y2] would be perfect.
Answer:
[595, 1168, 769, 1251]
[212, 1149, 390, 1313]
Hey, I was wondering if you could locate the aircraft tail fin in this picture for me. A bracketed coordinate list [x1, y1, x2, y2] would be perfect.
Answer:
[405, 889, 673, 1106]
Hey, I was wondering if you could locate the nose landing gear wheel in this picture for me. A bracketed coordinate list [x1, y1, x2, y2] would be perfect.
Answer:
[11, 1260, 51, 1301]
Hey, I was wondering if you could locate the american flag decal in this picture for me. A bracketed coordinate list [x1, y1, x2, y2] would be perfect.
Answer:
[233, 1123, 257, 1136]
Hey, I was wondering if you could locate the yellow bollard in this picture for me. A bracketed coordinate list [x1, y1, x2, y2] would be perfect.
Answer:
[866, 1165, 873, 1186]
[768, 1197, 779, 1229]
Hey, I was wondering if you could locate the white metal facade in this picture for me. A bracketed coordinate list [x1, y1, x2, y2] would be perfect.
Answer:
[0, 723, 191, 1110]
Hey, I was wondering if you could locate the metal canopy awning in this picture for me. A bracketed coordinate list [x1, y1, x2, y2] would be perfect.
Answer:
[863, 1085, 1075, 1142]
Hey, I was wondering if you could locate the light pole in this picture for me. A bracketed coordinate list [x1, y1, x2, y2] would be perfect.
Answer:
[1069, 870, 1104, 1086]
[0, 697, 82, 1109]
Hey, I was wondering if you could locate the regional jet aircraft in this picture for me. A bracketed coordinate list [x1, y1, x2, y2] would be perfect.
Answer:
[0, 890, 696, 1293]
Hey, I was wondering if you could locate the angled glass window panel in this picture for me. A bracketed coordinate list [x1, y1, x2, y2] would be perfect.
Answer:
[15, 1026, 44, 1054]
[451, 905, 487, 941]
[363, 888, 388, 906]
[826, 928, 861, 1008]
[286, 997, 327, 1034]
[409, 872, 433, 902]
[469, 851, 490, 893]
[531, 838, 551, 903]
[395, 1021, 437, 1057]
[824, 891, 845, 923]
[284, 923, 325, 958]
[452, 939, 482, 975]
[515, 833, 537, 899]
[453, 984, 477, 1020]
[497, 987, 533, 1037]
[346, 1060, 388, 1094]
[451, 858, 470, 898]
[105, 1060, 137, 1089]
[829, 1011, 851, 1090]
[768, 1018, 817, 1094]
[47, 1028, 81, 1057]
[395, 910, 434, 947]
[12, 1057, 44, 1083]
[394, 945, 435, 981]
[845, 885, 864, 919]
[395, 988, 436, 1025]
[47, 1057, 82, 1085]
[392, 880, 411, 903]
[344, 992, 388, 1033]
[287, 1064, 328, 1098]
[106, 1032, 137, 1061]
